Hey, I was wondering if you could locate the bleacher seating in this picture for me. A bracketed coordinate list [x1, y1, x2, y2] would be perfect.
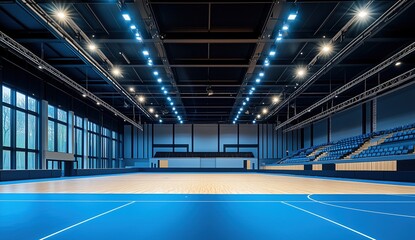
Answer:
[278, 123, 415, 164]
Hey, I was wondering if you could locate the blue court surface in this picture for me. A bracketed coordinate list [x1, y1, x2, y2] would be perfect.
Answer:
[1, 192, 415, 239]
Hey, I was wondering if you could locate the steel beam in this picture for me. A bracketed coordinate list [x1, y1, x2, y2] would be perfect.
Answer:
[284, 68, 415, 132]
[265, 0, 415, 121]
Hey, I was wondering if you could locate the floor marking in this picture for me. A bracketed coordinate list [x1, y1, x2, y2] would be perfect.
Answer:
[308, 194, 415, 219]
[384, 194, 415, 198]
[281, 201, 376, 240]
[2, 199, 415, 203]
[39, 201, 135, 240]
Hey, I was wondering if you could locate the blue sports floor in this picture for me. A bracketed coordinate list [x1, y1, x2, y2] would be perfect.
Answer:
[1, 174, 415, 240]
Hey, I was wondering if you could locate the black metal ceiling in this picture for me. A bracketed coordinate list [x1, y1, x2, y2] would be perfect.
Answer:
[0, 0, 414, 125]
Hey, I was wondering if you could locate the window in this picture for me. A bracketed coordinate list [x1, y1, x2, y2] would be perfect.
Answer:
[28, 97, 36, 112]
[2, 86, 11, 104]
[28, 152, 36, 170]
[57, 123, 67, 152]
[16, 92, 26, 109]
[16, 151, 25, 170]
[48, 105, 68, 153]
[28, 114, 36, 149]
[2, 150, 11, 170]
[2, 106, 11, 147]
[48, 120, 55, 151]
[1, 86, 39, 170]
[16, 110, 26, 148]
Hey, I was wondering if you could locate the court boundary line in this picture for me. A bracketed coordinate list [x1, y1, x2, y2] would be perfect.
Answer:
[39, 201, 136, 240]
[281, 201, 376, 240]
[308, 194, 415, 219]
[2, 199, 415, 203]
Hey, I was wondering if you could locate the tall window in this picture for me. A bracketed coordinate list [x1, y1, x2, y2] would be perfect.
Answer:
[88, 121, 100, 169]
[47, 105, 68, 169]
[1, 86, 39, 170]
[74, 116, 83, 169]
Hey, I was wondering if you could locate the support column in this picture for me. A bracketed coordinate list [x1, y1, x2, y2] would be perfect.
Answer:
[83, 118, 89, 169]
[372, 99, 377, 132]
[40, 100, 48, 169]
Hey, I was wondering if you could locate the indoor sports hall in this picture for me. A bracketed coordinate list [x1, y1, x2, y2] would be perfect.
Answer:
[1, 1, 415, 239]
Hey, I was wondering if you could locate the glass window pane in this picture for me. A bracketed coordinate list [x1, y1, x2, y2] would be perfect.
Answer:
[28, 97, 37, 112]
[16, 111, 26, 148]
[76, 116, 82, 127]
[28, 152, 36, 170]
[16, 151, 26, 170]
[57, 109, 67, 123]
[48, 120, 55, 151]
[28, 114, 36, 150]
[58, 123, 67, 153]
[2, 150, 11, 170]
[2, 86, 11, 104]
[76, 129, 82, 155]
[16, 92, 26, 109]
[48, 105, 55, 118]
[2, 106, 11, 147]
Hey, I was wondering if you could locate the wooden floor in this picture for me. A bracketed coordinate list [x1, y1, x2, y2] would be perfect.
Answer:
[1, 173, 415, 194]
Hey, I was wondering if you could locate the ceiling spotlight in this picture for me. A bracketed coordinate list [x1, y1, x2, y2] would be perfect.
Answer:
[122, 13, 131, 21]
[129, 87, 135, 92]
[147, 59, 153, 66]
[138, 95, 145, 103]
[155, 114, 159, 118]
[321, 44, 332, 55]
[173, 107, 176, 111]
[82, 93, 87, 98]
[269, 50, 276, 56]
[56, 10, 67, 20]
[288, 13, 297, 21]
[296, 67, 307, 78]
[153, 71, 159, 76]
[130, 25, 137, 30]
[259, 71, 264, 77]
[38, 65, 43, 69]
[240, 107, 243, 111]
[180, 120, 183, 124]
[243, 102, 246, 106]
[170, 102, 173, 106]
[111, 67, 121, 77]
[149, 108, 154, 113]
[159, 119, 163, 123]
[157, 78, 162, 83]
[276, 37, 282, 41]
[262, 108, 268, 114]
[253, 120, 256, 124]
[357, 9, 369, 19]
[272, 96, 280, 103]
[96, 102, 100, 105]
[282, 25, 289, 31]
[167, 97, 171, 101]
[256, 78, 261, 83]
[251, 87, 256, 91]
[395, 62, 402, 66]
[142, 50, 149, 56]
[88, 43, 97, 51]
[175, 111, 178, 114]
[257, 114, 261, 119]
[264, 58, 270, 66]
[246, 97, 250, 102]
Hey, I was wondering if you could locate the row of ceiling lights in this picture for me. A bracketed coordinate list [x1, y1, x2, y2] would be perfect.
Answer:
[232, 8, 299, 124]
[234, 6, 372, 125]
[54, 6, 183, 124]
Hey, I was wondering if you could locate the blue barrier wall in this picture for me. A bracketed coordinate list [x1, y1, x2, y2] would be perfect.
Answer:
[331, 105, 362, 141]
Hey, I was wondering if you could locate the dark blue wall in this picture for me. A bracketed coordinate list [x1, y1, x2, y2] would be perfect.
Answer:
[331, 105, 362, 141]
[377, 84, 415, 130]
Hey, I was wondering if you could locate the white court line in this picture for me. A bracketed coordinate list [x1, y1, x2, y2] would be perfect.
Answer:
[2, 199, 415, 203]
[308, 194, 415, 219]
[384, 193, 415, 198]
[281, 201, 376, 240]
[39, 201, 135, 240]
